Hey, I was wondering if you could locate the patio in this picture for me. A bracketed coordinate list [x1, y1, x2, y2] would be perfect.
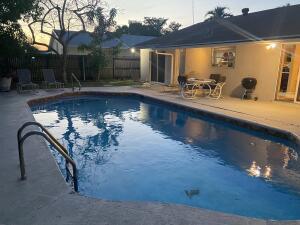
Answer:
[138, 86, 300, 138]
[1, 86, 300, 225]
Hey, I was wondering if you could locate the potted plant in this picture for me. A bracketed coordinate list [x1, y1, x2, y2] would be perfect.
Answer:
[0, 71, 15, 92]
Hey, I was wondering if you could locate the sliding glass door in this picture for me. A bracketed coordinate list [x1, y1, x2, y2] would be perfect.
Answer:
[150, 52, 173, 84]
[151, 52, 157, 82]
[276, 44, 300, 103]
[157, 54, 166, 83]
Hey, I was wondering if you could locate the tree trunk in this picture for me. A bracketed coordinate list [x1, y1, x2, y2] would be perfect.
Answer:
[62, 47, 68, 84]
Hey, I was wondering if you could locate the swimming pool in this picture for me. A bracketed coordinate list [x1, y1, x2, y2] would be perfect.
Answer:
[31, 95, 300, 220]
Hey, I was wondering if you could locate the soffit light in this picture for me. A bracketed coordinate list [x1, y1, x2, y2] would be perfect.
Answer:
[266, 43, 277, 50]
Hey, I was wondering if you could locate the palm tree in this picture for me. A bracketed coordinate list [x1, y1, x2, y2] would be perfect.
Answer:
[205, 6, 233, 21]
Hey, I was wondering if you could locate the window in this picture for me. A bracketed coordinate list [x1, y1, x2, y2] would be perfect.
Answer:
[212, 47, 236, 68]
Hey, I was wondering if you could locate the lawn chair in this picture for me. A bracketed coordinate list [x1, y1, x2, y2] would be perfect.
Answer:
[42, 69, 64, 89]
[209, 76, 226, 99]
[17, 69, 39, 93]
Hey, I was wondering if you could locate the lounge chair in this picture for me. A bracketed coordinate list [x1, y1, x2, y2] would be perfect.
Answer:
[42, 69, 64, 89]
[17, 69, 39, 93]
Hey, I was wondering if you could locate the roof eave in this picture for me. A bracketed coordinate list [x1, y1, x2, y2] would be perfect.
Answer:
[137, 35, 300, 50]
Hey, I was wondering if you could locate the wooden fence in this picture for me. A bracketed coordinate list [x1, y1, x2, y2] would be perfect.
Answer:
[0, 54, 140, 82]
[113, 57, 140, 80]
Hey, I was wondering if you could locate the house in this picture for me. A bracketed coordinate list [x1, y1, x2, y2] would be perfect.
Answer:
[136, 5, 300, 103]
[49, 30, 155, 57]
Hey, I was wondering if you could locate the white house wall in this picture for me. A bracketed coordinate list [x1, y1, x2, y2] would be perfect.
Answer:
[185, 43, 282, 101]
[140, 49, 151, 82]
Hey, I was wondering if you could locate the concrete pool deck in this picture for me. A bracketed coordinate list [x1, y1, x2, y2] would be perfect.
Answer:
[1, 87, 300, 225]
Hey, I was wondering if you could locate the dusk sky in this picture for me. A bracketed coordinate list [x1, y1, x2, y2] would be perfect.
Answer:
[106, 0, 300, 27]
[26, 0, 300, 49]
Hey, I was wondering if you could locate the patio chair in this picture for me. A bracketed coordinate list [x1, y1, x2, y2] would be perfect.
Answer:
[178, 75, 197, 99]
[42, 69, 64, 89]
[209, 76, 226, 99]
[202, 74, 221, 95]
[17, 69, 39, 93]
[209, 74, 222, 83]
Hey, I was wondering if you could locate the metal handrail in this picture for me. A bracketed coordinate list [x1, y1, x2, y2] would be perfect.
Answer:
[17, 121, 70, 181]
[71, 73, 82, 92]
[17, 122, 78, 192]
[18, 122, 68, 154]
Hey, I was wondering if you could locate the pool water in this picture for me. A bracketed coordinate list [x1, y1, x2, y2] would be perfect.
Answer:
[31, 95, 300, 220]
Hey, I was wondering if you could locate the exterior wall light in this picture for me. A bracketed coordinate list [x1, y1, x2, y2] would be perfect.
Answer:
[266, 43, 277, 50]
[131, 48, 136, 53]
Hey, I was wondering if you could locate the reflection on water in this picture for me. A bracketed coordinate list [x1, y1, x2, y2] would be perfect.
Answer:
[185, 189, 200, 199]
[247, 161, 272, 179]
[32, 96, 300, 220]
[248, 161, 262, 177]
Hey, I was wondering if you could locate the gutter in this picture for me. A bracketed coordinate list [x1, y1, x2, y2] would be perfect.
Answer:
[136, 35, 300, 50]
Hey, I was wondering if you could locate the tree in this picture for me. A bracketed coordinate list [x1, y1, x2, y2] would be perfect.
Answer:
[28, 0, 102, 83]
[143, 17, 168, 36]
[205, 6, 233, 21]
[79, 7, 117, 80]
[114, 21, 153, 36]
[114, 25, 128, 37]
[127, 21, 148, 35]
[114, 17, 181, 37]
[163, 21, 182, 35]
[0, 24, 35, 58]
[0, 0, 40, 57]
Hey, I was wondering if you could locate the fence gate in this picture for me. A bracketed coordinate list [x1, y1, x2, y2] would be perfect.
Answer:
[113, 57, 140, 80]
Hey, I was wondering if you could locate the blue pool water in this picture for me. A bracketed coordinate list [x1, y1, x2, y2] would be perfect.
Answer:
[31, 95, 300, 220]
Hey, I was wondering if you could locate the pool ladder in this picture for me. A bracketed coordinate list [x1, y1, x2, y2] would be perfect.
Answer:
[17, 121, 78, 192]
[71, 73, 82, 92]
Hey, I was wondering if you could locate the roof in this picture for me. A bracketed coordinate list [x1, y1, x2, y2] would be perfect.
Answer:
[52, 30, 155, 49]
[100, 34, 155, 48]
[53, 30, 92, 47]
[135, 5, 300, 49]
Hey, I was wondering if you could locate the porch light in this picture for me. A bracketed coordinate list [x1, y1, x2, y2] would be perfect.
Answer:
[266, 43, 277, 50]
[131, 48, 136, 53]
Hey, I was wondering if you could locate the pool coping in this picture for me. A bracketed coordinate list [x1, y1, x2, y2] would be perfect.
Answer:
[2, 88, 300, 225]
